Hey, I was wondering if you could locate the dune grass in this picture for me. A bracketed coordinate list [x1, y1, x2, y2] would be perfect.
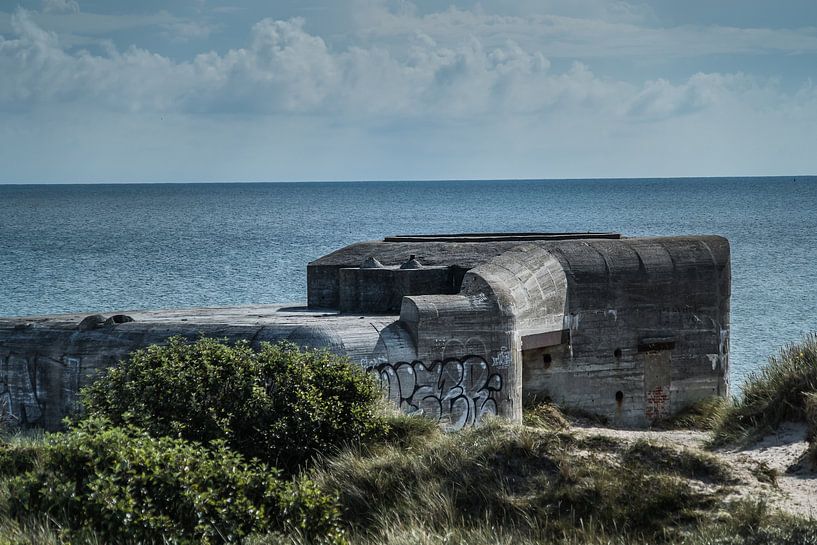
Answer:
[657, 397, 732, 432]
[303, 411, 815, 545]
[314, 416, 731, 544]
[523, 402, 572, 430]
[714, 334, 817, 445]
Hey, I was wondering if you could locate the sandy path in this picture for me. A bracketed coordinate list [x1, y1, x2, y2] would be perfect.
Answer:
[573, 423, 816, 519]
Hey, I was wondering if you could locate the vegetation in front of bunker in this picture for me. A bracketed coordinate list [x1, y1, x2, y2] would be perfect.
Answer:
[2, 419, 342, 544]
[0, 417, 815, 545]
[0, 337, 386, 544]
[714, 333, 817, 449]
[656, 396, 731, 431]
[1, 336, 817, 543]
[288, 412, 812, 545]
[81, 336, 386, 475]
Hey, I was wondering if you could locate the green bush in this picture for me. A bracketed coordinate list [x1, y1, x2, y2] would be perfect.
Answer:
[81, 337, 385, 473]
[714, 334, 817, 443]
[0, 443, 43, 477]
[7, 418, 344, 545]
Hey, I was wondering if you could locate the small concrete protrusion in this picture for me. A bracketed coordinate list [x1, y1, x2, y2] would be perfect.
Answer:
[400, 254, 424, 270]
[104, 315, 135, 326]
[361, 256, 386, 269]
[77, 314, 106, 331]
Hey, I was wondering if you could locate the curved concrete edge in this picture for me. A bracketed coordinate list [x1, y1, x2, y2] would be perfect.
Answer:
[392, 246, 571, 426]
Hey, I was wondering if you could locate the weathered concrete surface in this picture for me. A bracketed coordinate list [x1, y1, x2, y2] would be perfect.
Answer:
[338, 265, 454, 313]
[0, 306, 396, 429]
[0, 233, 731, 431]
[519, 236, 731, 426]
[307, 232, 619, 308]
[310, 233, 730, 428]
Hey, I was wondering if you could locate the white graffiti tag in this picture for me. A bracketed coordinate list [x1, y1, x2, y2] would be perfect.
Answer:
[491, 346, 511, 369]
[367, 356, 502, 430]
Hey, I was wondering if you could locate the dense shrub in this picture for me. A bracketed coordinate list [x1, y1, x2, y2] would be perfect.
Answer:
[0, 442, 43, 477]
[7, 418, 344, 544]
[82, 337, 385, 473]
[715, 334, 817, 443]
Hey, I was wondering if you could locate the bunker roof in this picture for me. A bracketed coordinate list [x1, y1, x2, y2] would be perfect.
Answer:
[308, 232, 621, 269]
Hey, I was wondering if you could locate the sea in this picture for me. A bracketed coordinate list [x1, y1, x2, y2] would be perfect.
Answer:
[1, 177, 815, 387]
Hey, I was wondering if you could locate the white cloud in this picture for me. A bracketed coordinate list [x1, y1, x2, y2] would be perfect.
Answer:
[0, 9, 183, 40]
[0, 10, 636, 118]
[350, 1, 817, 60]
[162, 20, 216, 42]
[626, 73, 760, 120]
[0, 10, 188, 111]
[42, 0, 79, 15]
[4, 6, 810, 126]
[0, 2, 816, 182]
[485, 0, 656, 23]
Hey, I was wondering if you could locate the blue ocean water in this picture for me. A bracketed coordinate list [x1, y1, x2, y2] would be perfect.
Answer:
[1, 178, 815, 386]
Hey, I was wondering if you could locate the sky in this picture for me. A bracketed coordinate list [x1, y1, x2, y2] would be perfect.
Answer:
[1, 0, 816, 183]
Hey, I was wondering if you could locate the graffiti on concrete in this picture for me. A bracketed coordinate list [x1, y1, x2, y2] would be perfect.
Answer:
[367, 355, 502, 430]
[0, 353, 44, 426]
[0, 352, 83, 427]
[0, 391, 13, 427]
[491, 346, 511, 369]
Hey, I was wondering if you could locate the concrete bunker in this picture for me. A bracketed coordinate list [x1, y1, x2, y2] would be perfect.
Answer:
[309, 233, 730, 428]
[0, 232, 730, 430]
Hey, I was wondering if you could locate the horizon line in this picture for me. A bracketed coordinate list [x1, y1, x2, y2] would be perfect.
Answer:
[0, 174, 815, 187]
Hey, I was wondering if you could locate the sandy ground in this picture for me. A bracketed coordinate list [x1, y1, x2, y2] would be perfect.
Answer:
[573, 423, 816, 519]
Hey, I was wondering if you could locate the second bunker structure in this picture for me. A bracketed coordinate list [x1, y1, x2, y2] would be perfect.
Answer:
[308, 232, 731, 428]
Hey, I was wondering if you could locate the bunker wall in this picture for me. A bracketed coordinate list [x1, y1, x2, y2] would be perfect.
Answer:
[522, 236, 730, 426]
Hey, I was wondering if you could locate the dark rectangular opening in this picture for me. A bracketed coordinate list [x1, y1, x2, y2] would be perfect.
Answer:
[521, 329, 571, 350]
[638, 341, 675, 352]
